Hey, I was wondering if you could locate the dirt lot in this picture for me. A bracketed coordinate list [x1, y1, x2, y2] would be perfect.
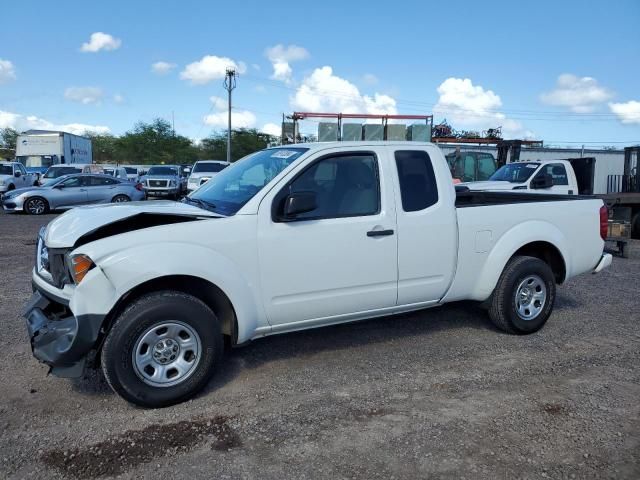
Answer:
[0, 210, 638, 479]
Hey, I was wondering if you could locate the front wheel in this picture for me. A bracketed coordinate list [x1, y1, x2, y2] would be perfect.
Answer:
[488, 256, 556, 334]
[101, 291, 223, 407]
[24, 197, 49, 215]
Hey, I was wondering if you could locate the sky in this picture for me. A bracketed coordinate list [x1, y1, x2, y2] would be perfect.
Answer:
[1, 0, 639, 148]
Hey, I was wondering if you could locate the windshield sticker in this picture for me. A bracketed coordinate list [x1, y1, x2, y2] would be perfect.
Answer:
[271, 150, 298, 159]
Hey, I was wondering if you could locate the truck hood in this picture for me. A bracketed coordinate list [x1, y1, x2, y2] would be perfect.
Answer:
[460, 180, 523, 191]
[45, 200, 221, 248]
[189, 172, 219, 180]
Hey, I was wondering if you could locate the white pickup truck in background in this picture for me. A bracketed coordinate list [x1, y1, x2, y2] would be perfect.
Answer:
[461, 159, 579, 194]
[24, 142, 611, 407]
[0, 161, 39, 193]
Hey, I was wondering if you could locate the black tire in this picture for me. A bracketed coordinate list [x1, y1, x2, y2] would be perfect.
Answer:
[111, 194, 131, 203]
[631, 212, 640, 240]
[24, 196, 49, 215]
[488, 256, 556, 334]
[101, 291, 223, 408]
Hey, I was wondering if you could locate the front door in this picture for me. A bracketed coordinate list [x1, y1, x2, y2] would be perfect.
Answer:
[257, 148, 398, 327]
[52, 176, 88, 208]
[531, 163, 572, 194]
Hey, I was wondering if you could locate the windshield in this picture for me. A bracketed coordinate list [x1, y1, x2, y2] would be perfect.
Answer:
[43, 166, 82, 179]
[190, 148, 308, 216]
[193, 162, 227, 173]
[124, 167, 137, 174]
[489, 163, 540, 183]
[0, 165, 12, 175]
[148, 166, 178, 176]
[103, 168, 114, 175]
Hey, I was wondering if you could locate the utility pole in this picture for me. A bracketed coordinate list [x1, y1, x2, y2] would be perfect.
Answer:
[224, 68, 237, 163]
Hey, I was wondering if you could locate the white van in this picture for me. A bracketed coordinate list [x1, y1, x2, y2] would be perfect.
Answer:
[40, 164, 104, 185]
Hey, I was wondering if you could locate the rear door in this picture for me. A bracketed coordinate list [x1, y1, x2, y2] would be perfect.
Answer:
[85, 176, 119, 203]
[392, 148, 458, 305]
[257, 147, 398, 327]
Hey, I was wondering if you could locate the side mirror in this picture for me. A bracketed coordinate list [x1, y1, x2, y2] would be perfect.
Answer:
[283, 191, 317, 219]
[14, 171, 21, 178]
[531, 173, 553, 189]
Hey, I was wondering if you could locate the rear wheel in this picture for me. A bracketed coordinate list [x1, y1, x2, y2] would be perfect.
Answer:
[111, 194, 131, 203]
[101, 291, 223, 408]
[24, 197, 49, 215]
[632, 212, 640, 239]
[488, 256, 556, 334]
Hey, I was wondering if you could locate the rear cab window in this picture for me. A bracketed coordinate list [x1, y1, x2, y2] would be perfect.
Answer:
[395, 150, 439, 211]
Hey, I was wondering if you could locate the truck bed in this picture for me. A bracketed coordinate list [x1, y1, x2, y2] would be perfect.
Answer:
[455, 189, 591, 208]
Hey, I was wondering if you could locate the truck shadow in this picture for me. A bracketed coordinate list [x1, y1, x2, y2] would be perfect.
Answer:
[201, 301, 498, 395]
[70, 295, 582, 401]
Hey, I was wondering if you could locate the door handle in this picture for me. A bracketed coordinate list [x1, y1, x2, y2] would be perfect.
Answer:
[367, 229, 394, 237]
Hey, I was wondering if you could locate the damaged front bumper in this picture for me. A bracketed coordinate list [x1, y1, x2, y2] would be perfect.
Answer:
[23, 287, 104, 378]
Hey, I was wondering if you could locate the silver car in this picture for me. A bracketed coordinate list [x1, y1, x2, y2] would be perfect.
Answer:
[1, 173, 146, 215]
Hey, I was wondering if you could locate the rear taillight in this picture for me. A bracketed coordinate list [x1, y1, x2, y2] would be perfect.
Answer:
[135, 182, 143, 191]
[599, 205, 608, 241]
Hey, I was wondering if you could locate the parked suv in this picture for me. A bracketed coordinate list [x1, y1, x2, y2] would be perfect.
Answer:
[187, 160, 230, 193]
[142, 165, 183, 199]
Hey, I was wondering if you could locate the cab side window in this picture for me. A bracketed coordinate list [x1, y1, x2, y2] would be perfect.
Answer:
[277, 153, 380, 221]
[537, 164, 569, 186]
[395, 150, 439, 212]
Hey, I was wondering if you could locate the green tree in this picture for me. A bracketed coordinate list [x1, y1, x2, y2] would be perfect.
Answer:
[115, 118, 198, 164]
[199, 128, 274, 162]
[1, 127, 18, 151]
[84, 132, 119, 163]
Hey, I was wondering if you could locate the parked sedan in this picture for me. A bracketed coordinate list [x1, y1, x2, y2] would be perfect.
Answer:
[1, 173, 145, 215]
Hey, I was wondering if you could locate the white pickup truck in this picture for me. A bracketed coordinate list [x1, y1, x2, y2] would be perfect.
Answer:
[0, 161, 39, 193]
[24, 142, 611, 407]
[462, 159, 579, 194]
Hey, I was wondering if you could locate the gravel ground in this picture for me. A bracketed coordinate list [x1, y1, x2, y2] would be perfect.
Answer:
[0, 210, 638, 479]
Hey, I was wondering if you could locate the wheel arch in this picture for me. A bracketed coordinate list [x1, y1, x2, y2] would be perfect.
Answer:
[103, 275, 238, 346]
[511, 241, 566, 284]
[451, 220, 570, 302]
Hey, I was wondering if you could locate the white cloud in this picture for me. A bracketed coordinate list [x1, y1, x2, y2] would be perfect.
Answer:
[362, 73, 378, 85]
[252, 63, 261, 71]
[209, 96, 227, 110]
[433, 77, 532, 138]
[609, 100, 640, 125]
[203, 95, 255, 129]
[64, 86, 104, 105]
[261, 123, 281, 136]
[80, 32, 121, 53]
[204, 110, 256, 129]
[0, 59, 16, 84]
[113, 93, 125, 104]
[291, 66, 397, 116]
[0, 109, 109, 135]
[540, 74, 613, 113]
[151, 61, 177, 75]
[265, 44, 309, 84]
[180, 55, 246, 85]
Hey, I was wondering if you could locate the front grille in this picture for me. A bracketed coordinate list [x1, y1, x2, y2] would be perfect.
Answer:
[149, 179, 169, 188]
[36, 234, 70, 287]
